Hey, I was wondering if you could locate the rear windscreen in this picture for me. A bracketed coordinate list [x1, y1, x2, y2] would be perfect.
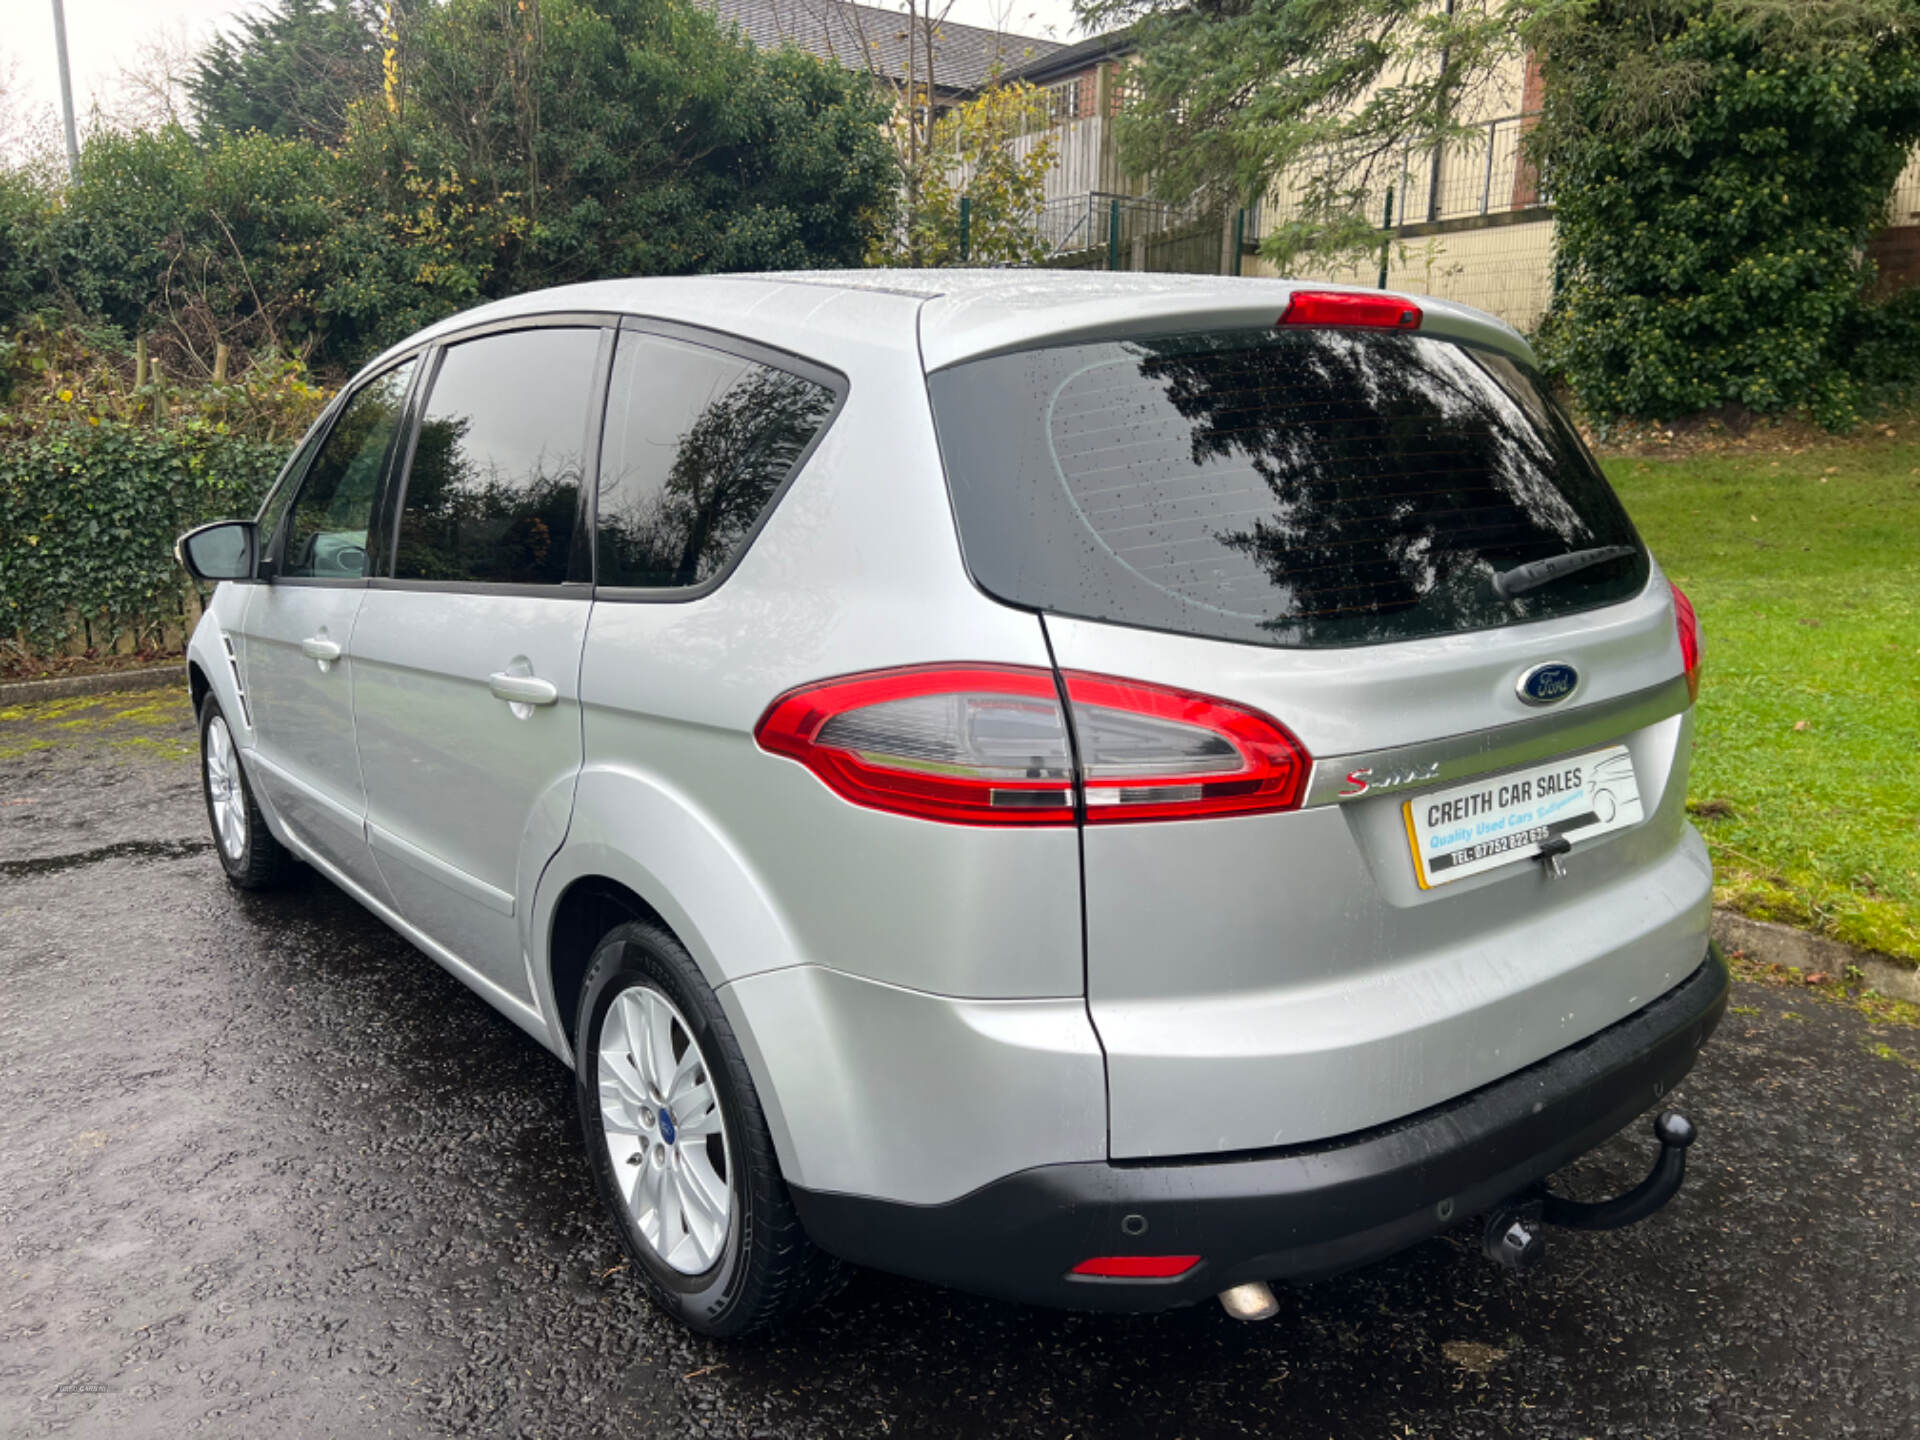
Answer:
[928, 328, 1649, 649]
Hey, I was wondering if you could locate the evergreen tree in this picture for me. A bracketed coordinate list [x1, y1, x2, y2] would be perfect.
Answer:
[188, 0, 388, 144]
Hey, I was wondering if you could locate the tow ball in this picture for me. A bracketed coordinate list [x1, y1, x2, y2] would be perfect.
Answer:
[1482, 1110, 1697, 1272]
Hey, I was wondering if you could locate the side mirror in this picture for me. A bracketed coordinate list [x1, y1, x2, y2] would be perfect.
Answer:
[176, 520, 258, 582]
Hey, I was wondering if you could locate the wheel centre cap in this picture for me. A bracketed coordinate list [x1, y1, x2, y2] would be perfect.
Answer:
[657, 1107, 676, 1145]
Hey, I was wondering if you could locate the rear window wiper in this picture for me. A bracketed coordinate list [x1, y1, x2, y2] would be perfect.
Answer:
[1493, 545, 1639, 599]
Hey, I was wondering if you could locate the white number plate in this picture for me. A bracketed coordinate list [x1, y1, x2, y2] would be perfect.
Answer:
[1402, 744, 1642, 889]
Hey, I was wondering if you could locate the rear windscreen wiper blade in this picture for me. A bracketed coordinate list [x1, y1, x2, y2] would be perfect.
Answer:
[1493, 545, 1639, 599]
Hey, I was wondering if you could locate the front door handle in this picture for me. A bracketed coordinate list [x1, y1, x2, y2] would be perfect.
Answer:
[300, 635, 343, 662]
[488, 672, 559, 707]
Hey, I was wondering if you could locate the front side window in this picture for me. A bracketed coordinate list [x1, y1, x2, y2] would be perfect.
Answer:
[595, 333, 837, 590]
[392, 327, 600, 586]
[281, 359, 416, 579]
[255, 421, 327, 559]
[929, 328, 1649, 649]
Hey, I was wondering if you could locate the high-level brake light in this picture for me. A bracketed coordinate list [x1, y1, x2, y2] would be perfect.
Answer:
[1671, 581, 1703, 703]
[754, 665, 1310, 828]
[1280, 290, 1422, 330]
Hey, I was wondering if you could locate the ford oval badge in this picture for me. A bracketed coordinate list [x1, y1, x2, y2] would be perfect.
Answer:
[1518, 662, 1579, 706]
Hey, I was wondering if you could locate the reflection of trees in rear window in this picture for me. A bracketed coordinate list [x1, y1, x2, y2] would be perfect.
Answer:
[931, 330, 1647, 649]
[1128, 332, 1593, 638]
[597, 337, 836, 590]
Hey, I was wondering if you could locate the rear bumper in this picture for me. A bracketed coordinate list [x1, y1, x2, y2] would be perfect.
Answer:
[791, 945, 1729, 1311]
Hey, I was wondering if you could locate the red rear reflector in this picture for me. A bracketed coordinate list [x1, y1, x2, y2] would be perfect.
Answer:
[755, 666, 1310, 827]
[1070, 1255, 1201, 1279]
[1671, 581, 1703, 704]
[1280, 290, 1422, 330]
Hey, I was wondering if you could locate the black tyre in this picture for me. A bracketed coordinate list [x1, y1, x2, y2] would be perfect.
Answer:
[198, 694, 291, 890]
[575, 920, 841, 1337]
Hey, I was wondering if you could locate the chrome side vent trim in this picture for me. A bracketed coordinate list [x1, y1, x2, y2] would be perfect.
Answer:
[221, 633, 252, 728]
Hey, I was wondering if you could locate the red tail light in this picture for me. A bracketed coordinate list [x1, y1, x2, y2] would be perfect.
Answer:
[1280, 290, 1422, 330]
[1670, 581, 1702, 703]
[754, 665, 1310, 827]
[1070, 1254, 1201, 1279]
[1063, 672, 1308, 823]
[754, 665, 1076, 827]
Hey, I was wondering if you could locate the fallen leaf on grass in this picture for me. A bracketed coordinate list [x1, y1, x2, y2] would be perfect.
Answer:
[1793, 720, 1810, 732]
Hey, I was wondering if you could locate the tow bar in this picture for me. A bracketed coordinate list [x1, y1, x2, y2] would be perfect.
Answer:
[1482, 1110, 1697, 1272]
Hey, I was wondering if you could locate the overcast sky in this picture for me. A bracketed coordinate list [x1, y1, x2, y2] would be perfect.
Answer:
[4, 0, 1089, 133]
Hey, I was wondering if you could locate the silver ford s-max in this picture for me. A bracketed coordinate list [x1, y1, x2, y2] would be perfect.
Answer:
[176, 272, 1724, 1336]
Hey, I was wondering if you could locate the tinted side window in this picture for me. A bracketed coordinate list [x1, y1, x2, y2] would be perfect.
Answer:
[282, 360, 415, 579]
[596, 333, 836, 590]
[392, 328, 599, 586]
[255, 422, 325, 559]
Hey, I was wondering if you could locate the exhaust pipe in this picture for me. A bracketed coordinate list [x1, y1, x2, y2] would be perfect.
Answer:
[1483, 1207, 1546, 1272]
[1217, 1280, 1279, 1322]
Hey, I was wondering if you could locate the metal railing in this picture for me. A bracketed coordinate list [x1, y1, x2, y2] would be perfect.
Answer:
[1032, 193, 1103, 254]
[1032, 194, 1224, 274]
[1003, 112, 1920, 337]
[1249, 113, 1546, 244]
[1034, 192, 1212, 261]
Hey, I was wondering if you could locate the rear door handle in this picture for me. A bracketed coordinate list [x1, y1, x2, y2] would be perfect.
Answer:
[488, 672, 559, 707]
[300, 635, 343, 662]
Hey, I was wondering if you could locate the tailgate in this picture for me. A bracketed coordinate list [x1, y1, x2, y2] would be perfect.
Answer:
[927, 309, 1712, 1158]
[1047, 598, 1709, 1159]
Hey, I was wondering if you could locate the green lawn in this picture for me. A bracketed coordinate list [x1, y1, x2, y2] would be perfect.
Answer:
[1607, 433, 1920, 965]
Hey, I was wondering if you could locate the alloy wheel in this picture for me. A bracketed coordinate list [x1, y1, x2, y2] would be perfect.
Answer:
[204, 714, 247, 861]
[596, 985, 733, 1274]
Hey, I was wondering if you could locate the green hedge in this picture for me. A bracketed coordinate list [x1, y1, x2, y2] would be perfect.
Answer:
[0, 414, 287, 657]
[2, 0, 898, 377]
[1532, 3, 1920, 429]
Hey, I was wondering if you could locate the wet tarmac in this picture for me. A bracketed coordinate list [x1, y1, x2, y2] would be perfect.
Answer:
[2, 688, 1917, 1438]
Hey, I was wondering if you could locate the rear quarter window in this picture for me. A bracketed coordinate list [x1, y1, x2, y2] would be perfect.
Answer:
[594, 331, 838, 591]
[928, 328, 1649, 648]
